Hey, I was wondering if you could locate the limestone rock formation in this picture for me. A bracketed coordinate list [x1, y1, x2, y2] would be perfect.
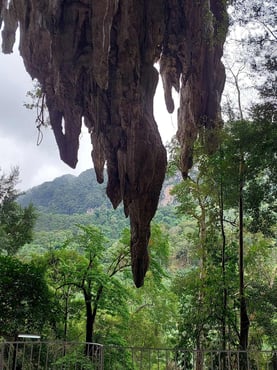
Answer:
[0, 0, 228, 287]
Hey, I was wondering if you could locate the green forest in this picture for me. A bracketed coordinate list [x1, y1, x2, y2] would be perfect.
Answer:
[0, 1, 276, 369]
[1, 107, 277, 366]
[1, 86, 276, 354]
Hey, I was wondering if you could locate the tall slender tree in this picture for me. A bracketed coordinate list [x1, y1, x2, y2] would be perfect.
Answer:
[0, 167, 36, 255]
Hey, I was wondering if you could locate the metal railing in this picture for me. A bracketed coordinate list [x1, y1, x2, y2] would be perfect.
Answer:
[103, 347, 277, 370]
[0, 341, 103, 370]
[0, 342, 276, 370]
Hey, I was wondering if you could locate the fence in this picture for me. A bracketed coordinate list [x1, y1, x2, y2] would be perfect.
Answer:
[0, 342, 103, 370]
[103, 347, 277, 370]
[0, 342, 276, 370]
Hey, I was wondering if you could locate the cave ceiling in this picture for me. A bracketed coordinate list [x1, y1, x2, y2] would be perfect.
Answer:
[0, 0, 228, 287]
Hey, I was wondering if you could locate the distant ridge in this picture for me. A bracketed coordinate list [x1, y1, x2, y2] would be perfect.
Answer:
[18, 169, 178, 215]
[18, 169, 111, 215]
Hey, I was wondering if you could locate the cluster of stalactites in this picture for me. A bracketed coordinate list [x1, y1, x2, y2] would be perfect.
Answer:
[0, 0, 228, 286]
[160, 0, 228, 177]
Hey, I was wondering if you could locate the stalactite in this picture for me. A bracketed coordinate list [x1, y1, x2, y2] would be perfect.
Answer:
[0, 0, 228, 287]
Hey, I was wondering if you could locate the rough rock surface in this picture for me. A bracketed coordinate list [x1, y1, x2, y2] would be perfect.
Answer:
[0, 0, 228, 287]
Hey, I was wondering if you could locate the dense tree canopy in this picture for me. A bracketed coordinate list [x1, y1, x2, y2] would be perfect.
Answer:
[0, 168, 36, 255]
[0, 255, 55, 340]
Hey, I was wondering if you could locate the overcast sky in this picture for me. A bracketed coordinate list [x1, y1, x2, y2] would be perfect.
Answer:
[0, 36, 177, 192]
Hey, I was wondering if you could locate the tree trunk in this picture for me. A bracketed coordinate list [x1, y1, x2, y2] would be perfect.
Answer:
[238, 155, 250, 369]
[195, 194, 206, 370]
[84, 286, 103, 357]
[84, 291, 93, 344]
[63, 286, 70, 342]
[91, 285, 103, 333]
[219, 169, 227, 368]
[195, 337, 204, 370]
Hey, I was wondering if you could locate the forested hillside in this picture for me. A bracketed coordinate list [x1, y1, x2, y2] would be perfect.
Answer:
[18, 169, 177, 216]
[17, 170, 179, 243]
[18, 170, 111, 214]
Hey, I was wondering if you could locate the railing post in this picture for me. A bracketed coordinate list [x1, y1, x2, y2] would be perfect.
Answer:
[0, 343, 3, 370]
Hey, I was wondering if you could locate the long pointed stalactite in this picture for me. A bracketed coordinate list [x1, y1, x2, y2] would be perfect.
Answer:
[0, 0, 228, 287]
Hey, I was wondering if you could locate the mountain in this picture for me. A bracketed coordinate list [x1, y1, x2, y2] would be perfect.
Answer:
[18, 169, 177, 216]
[17, 170, 179, 245]
[18, 169, 111, 215]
